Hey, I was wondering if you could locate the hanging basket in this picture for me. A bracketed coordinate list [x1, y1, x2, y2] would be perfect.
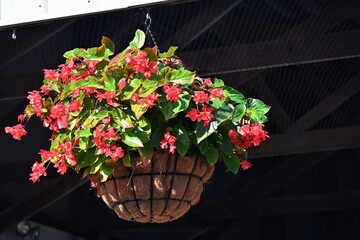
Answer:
[91, 150, 215, 223]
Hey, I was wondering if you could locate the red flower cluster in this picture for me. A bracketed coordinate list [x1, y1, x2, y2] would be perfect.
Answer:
[193, 91, 211, 105]
[228, 123, 268, 149]
[4, 124, 27, 140]
[160, 132, 177, 154]
[27, 90, 43, 117]
[29, 162, 47, 183]
[93, 126, 124, 161]
[163, 84, 183, 102]
[96, 91, 120, 107]
[132, 93, 160, 108]
[126, 51, 158, 79]
[240, 160, 252, 171]
[39, 149, 68, 175]
[185, 105, 215, 127]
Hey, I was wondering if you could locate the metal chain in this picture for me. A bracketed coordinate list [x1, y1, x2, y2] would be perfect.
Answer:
[144, 12, 158, 48]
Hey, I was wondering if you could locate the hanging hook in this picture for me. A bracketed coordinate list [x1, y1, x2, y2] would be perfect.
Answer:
[12, 29, 17, 40]
[143, 10, 158, 48]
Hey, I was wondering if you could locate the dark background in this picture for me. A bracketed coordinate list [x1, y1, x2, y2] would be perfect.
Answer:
[1, 0, 360, 239]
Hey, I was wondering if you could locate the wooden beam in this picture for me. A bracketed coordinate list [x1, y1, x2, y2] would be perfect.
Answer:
[249, 126, 360, 159]
[291, 72, 360, 131]
[0, 20, 75, 71]
[248, 76, 292, 130]
[279, 0, 360, 39]
[196, 151, 334, 221]
[178, 29, 360, 75]
[0, 174, 88, 234]
[239, 190, 360, 218]
[160, 0, 243, 50]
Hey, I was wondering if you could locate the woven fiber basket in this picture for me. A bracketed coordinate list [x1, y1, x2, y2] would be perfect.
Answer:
[92, 150, 215, 223]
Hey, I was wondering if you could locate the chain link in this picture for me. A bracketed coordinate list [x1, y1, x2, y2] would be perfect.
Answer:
[144, 11, 158, 48]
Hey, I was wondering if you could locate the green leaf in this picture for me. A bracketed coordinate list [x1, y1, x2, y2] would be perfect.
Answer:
[73, 48, 88, 58]
[131, 102, 148, 120]
[213, 78, 224, 87]
[129, 29, 146, 49]
[79, 136, 89, 150]
[138, 80, 159, 97]
[143, 47, 158, 62]
[173, 124, 190, 156]
[167, 68, 195, 85]
[210, 98, 225, 109]
[112, 109, 134, 128]
[214, 102, 232, 123]
[63, 50, 74, 59]
[197, 140, 218, 165]
[159, 46, 178, 58]
[99, 165, 114, 182]
[122, 132, 144, 147]
[90, 155, 105, 174]
[232, 103, 246, 122]
[75, 128, 92, 137]
[50, 82, 60, 93]
[158, 93, 191, 120]
[104, 75, 116, 91]
[96, 60, 109, 71]
[76, 148, 97, 169]
[222, 151, 240, 174]
[138, 141, 153, 165]
[196, 121, 218, 143]
[247, 98, 270, 115]
[101, 36, 115, 54]
[223, 86, 245, 103]
[122, 154, 132, 167]
[122, 78, 142, 100]
[151, 124, 167, 147]
[203, 147, 218, 165]
[96, 44, 106, 57]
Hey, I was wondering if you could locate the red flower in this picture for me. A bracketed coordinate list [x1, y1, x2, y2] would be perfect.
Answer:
[4, 124, 27, 140]
[198, 105, 214, 127]
[96, 91, 119, 107]
[160, 132, 177, 154]
[163, 84, 183, 102]
[29, 161, 47, 183]
[204, 78, 212, 87]
[54, 156, 68, 175]
[43, 69, 58, 80]
[240, 160, 252, 171]
[118, 78, 127, 91]
[27, 90, 43, 117]
[185, 108, 200, 122]
[209, 88, 224, 100]
[126, 51, 158, 79]
[17, 114, 25, 123]
[85, 60, 98, 75]
[137, 93, 160, 108]
[50, 103, 68, 130]
[67, 100, 82, 112]
[102, 118, 110, 124]
[193, 91, 211, 104]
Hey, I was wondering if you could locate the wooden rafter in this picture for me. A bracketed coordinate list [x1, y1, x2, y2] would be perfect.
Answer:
[291, 72, 360, 131]
[0, 174, 88, 234]
[160, 0, 243, 50]
[178, 29, 360, 75]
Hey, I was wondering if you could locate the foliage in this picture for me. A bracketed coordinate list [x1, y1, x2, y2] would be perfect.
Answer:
[5, 30, 270, 183]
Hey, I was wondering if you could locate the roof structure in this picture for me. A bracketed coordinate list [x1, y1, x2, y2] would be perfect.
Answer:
[0, 0, 360, 239]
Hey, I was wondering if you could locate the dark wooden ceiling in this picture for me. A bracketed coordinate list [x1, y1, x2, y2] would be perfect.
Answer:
[1, 0, 360, 239]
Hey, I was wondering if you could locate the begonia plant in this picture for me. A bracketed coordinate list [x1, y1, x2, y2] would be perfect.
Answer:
[5, 30, 270, 184]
